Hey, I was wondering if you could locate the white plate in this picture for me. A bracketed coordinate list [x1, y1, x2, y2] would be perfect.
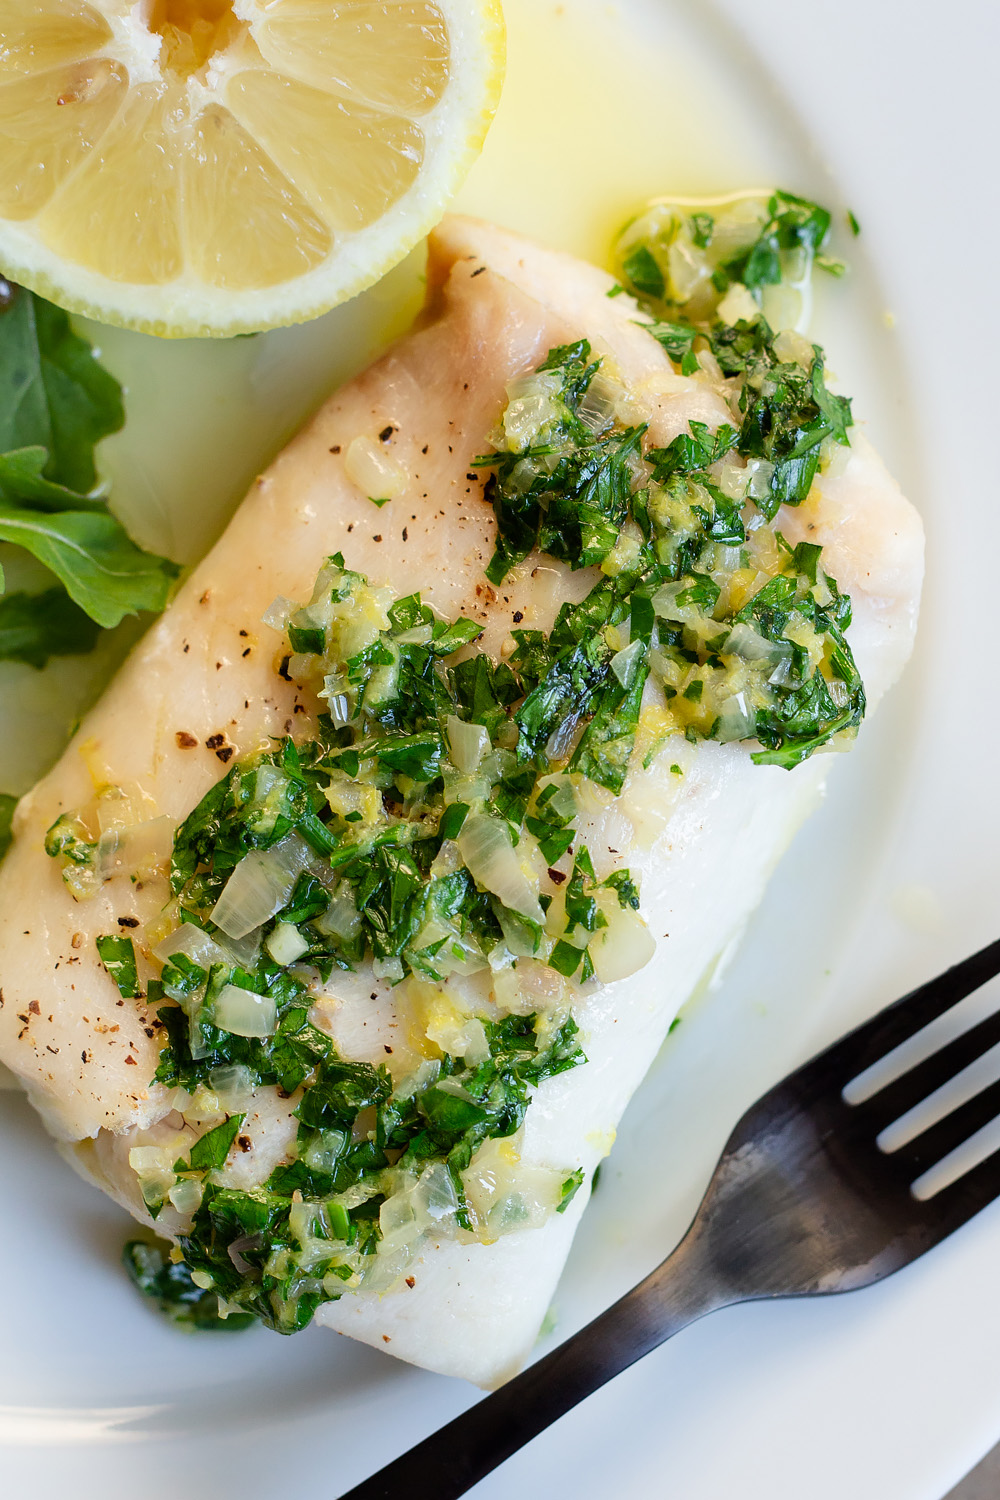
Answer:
[1, 0, 997, 1495]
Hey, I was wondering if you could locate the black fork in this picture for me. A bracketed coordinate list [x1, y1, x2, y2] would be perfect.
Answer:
[340, 937, 1000, 1499]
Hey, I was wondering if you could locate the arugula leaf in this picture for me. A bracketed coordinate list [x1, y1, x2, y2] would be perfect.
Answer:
[0, 286, 123, 493]
[0, 288, 176, 635]
[0, 586, 100, 668]
[0, 502, 177, 627]
[0, 446, 107, 513]
[0, 793, 15, 860]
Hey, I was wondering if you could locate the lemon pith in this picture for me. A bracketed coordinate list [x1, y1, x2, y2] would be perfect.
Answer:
[0, 0, 506, 336]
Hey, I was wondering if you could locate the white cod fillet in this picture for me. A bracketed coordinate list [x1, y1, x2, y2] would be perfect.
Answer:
[0, 217, 923, 1388]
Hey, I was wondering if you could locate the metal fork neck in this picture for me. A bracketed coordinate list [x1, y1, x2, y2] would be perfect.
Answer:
[338, 1226, 732, 1500]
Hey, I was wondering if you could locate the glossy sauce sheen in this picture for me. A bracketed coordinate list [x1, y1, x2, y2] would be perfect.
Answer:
[0, 218, 923, 1385]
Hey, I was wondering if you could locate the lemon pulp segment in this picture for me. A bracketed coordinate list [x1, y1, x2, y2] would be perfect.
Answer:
[0, 0, 505, 334]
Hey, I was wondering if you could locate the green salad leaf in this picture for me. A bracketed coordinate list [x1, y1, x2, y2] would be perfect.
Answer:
[0, 446, 108, 513]
[0, 793, 15, 860]
[0, 286, 123, 493]
[0, 500, 178, 627]
[0, 285, 177, 648]
[0, 586, 100, 669]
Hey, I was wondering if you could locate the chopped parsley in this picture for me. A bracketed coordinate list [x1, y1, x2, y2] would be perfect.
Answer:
[474, 327, 862, 767]
[557, 1168, 585, 1212]
[46, 187, 865, 1339]
[0, 586, 100, 670]
[96, 933, 140, 998]
[123, 1238, 255, 1332]
[151, 1009, 584, 1332]
[161, 560, 644, 994]
[613, 189, 844, 329]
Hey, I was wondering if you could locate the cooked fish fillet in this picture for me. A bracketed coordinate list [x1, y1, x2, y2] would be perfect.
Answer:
[0, 217, 923, 1387]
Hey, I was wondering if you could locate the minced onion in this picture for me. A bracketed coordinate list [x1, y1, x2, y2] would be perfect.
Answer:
[372, 957, 404, 983]
[213, 984, 277, 1039]
[128, 1143, 180, 1208]
[491, 958, 568, 1017]
[425, 1012, 490, 1065]
[588, 903, 657, 984]
[344, 434, 407, 501]
[168, 1177, 204, 1215]
[210, 833, 312, 939]
[457, 813, 544, 925]
[445, 714, 490, 775]
[576, 371, 621, 433]
[714, 690, 757, 744]
[260, 595, 296, 632]
[300, 1128, 348, 1174]
[154, 922, 230, 970]
[207, 1064, 255, 1109]
[265, 921, 310, 967]
[723, 621, 792, 669]
[610, 638, 645, 689]
[502, 370, 564, 451]
[462, 1137, 567, 1237]
[313, 885, 362, 942]
[652, 579, 701, 623]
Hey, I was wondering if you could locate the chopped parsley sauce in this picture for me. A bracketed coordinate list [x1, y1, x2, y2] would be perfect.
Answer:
[47, 189, 864, 1336]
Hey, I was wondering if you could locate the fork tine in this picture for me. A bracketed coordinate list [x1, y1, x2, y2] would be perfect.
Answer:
[882, 1076, 1000, 1179]
[931, 1137, 1000, 1231]
[848, 1005, 1000, 1132]
[825, 936, 1000, 1085]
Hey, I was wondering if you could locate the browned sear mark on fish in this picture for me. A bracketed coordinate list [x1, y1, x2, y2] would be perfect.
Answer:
[176, 731, 198, 749]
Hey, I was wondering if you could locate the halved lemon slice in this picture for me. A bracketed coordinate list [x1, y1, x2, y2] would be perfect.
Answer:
[0, 0, 505, 336]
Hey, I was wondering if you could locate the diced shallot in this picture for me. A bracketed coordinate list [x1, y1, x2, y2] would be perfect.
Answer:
[213, 984, 277, 1038]
[458, 813, 544, 924]
[210, 833, 312, 939]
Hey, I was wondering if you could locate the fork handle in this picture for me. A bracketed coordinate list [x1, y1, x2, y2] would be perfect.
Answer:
[337, 1230, 730, 1500]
